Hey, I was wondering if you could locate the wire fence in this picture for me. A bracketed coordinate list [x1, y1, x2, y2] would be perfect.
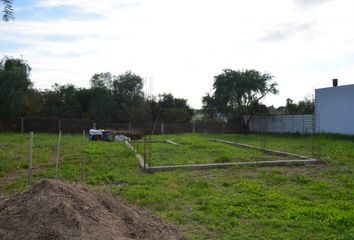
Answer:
[249, 114, 321, 160]
[0, 114, 322, 192]
[0, 117, 241, 135]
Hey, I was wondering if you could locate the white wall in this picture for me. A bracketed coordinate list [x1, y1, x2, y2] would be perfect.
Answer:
[315, 84, 354, 135]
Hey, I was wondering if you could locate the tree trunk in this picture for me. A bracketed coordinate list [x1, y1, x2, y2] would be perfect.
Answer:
[240, 117, 250, 133]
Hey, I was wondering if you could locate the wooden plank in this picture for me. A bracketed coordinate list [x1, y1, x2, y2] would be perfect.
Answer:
[146, 159, 319, 173]
[210, 139, 310, 160]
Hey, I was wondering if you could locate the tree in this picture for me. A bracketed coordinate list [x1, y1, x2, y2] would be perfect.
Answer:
[285, 98, 298, 114]
[90, 72, 113, 89]
[297, 97, 314, 114]
[154, 93, 193, 123]
[285, 97, 314, 115]
[201, 93, 219, 122]
[207, 69, 278, 131]
[112, 71, 146, 122]
[41, 84, 82, 118]
[1, 0, 14, 21]
[112, 71, 143, 101]
[0, 57, 32, 117]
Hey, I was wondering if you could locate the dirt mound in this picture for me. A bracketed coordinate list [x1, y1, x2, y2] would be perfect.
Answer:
[0, 179, 185, 240]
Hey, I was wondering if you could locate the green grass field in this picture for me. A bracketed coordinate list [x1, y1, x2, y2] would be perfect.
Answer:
[135, 134, 295, 166]
[0, 133, 353, 239]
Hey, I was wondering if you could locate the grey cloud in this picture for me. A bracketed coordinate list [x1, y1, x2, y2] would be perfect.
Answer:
[259, 22, 314, 42]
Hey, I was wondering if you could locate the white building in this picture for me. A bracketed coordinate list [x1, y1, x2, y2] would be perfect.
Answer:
[315, 82, 354, 135]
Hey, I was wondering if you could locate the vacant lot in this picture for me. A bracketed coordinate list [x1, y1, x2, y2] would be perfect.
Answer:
[136, 135, 296, 166]
[0, 133, 353, 239]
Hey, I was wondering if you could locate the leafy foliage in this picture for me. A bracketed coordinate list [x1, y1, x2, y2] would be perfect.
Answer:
[155, 93, 193, 123]
[285, 98, 315, 115]
[1, 0, 14, 22]
[0, 57, 32, 117]
[203, 69, 278, 130]
[0, 57, 192, 123]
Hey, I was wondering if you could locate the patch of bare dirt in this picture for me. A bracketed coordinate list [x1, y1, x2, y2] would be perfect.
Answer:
[0, 169, 25, 193]
[0, 179, 185, 240]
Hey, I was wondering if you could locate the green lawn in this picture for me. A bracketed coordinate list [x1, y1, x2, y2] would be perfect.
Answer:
[135, 134, 294, 166]
[0, 133, 353, 239]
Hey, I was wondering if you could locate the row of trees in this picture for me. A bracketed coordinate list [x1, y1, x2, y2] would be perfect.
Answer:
[0, 57, 193, 123]
[1, 57, 314, 130]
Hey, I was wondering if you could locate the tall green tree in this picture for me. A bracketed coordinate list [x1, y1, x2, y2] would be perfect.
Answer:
[0, 57, 32, 117]
[201, 93, 219, 123]
[41, 84, 82, 118]
[155, 93, 193, 123]
[111, 71, 146, 122]
[90, 72, 113, 90]
[205, 69, 278, 131]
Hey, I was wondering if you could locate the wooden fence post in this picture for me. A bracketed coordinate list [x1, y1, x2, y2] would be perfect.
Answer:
[55, 130, 62, 179]
[82, 130, 86, 183]
[28, 131, 33, 186]
[222, 123, 225, 134]
[192, 123, 195, 133]
[161, 122, 164, 135]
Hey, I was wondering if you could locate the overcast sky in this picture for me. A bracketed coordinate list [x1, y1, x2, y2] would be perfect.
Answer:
[1, 0, 354, 108]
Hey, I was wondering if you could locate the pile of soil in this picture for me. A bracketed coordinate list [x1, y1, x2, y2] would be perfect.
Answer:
[0, 179, 185, 240]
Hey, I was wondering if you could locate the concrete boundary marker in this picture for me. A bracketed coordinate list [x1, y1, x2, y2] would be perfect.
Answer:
[165, 140, 179, 145]
[136, 139, 180, 145]
[124, 138, 320, 173]
[137, 140, 165, 143]
[125, 141, 149, 169]
[145, 159, 319, 173]
[209, 139, 310, 160]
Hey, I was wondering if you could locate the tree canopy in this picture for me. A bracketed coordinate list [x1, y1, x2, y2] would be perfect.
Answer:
[0, 57, 32, 117]
[284, 98, 314, 115]
[156, 93, 193, 123]
[1, 0, 14, 21]
[203, 69, 278, 130]
[0, 57, 193, 123]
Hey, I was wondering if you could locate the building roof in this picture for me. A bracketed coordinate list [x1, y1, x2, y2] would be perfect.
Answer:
[315, 83, 354, 92]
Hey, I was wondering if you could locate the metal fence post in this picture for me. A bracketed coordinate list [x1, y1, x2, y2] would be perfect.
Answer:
[28, 132, 33, 186]
[143, 137, 147, 169]
[161, 122, 164, 134]
[55, 130, 62, 179]
[21, 117, 24, 133]
[58, 119, 61, 132]
[82, 130, 86, 183]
